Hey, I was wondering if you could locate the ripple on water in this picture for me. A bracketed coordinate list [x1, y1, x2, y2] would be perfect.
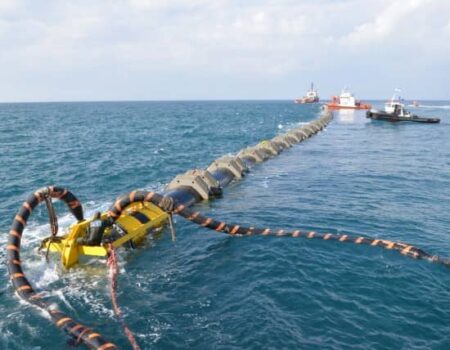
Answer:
[0, 101, 449, 349]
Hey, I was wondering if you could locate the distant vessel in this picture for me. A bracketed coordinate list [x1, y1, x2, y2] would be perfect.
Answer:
[412, 100, 420, 107]
[326, 88, 371, 109]
[295, 83, 319, 104]
[367, 92, 440, 123]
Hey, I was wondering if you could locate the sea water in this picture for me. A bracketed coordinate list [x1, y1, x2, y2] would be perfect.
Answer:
[0, 101, 449, 349]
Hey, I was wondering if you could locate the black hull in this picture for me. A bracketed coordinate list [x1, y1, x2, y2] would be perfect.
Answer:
[366, 110, 440, 123]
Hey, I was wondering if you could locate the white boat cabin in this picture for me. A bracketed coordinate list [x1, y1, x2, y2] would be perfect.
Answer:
[385, 93, 411, 117]
[305, 83, 319, 99]
[336, 89, 357, 107]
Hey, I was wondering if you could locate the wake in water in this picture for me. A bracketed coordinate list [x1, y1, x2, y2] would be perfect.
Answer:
[0, 199, 112, 341]
[409, 104, 450, 109]
[1, 181, 170, 349]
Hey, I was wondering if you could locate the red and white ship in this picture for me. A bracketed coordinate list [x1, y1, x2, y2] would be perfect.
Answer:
[326, 88, 371, 110]
[295, 83, 319, 104]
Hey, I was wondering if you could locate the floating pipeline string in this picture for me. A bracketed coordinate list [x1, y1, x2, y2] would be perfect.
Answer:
[108, 191, 450, 268]
[107, 244, 141, 350]
[6, 186, 117, 350]
[6, 111, 333, 349]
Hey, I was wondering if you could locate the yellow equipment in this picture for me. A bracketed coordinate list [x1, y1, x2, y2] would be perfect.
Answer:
[41, 201, 168, 268]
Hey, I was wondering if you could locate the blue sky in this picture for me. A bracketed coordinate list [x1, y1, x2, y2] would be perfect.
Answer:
[0, 0, 449, 102]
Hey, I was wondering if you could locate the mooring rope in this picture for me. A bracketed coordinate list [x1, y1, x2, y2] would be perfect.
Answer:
[7, 186, 117, 350]
[42, 191, 58, 261]
[108, 191, 450, 268]
[107, 244, 141, 350]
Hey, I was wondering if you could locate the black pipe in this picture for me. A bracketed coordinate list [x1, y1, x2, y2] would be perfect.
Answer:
[208, 168, 236, 187]
[164, 186, 201, 207]
[158, 112, 333, 208]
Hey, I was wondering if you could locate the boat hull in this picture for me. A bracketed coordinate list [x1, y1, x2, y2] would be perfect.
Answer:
[326, 103, 371, 110]
[366, 110, 440, 123]
[295, 97, 319, 104]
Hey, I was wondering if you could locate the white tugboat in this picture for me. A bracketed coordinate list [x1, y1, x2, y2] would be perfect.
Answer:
[295, 83, 319, 104]
[367, 91, 440, 123]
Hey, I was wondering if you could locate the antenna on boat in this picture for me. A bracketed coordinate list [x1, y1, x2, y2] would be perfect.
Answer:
[391, 88, 402, 102]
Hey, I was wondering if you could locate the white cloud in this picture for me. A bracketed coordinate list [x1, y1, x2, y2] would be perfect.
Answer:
[0, 0, 23, 13]
[341, 0, 432, 46]
[127, 0, 214, 11]
[0, 0, 449, 101]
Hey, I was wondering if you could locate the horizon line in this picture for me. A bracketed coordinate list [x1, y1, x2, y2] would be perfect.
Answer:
[1, 98, 448, 104]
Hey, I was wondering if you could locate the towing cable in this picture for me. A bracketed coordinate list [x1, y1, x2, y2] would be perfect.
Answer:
[108, 190, 450, 268]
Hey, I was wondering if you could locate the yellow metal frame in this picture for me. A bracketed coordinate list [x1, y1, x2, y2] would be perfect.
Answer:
[43, 202, 168, 268]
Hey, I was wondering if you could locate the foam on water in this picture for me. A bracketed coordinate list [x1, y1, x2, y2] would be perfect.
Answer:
[417, 104, 450, 109]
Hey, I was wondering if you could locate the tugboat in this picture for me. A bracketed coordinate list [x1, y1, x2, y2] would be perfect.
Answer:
[326, 88, 371, 109]
[295, 83, 319, 104]
[367, 93, 440, 123]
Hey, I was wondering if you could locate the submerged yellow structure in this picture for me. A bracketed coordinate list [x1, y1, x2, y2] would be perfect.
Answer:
[42, 201, 168, 268]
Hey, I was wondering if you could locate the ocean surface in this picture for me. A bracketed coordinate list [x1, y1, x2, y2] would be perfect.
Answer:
[0, 101, 449, 349]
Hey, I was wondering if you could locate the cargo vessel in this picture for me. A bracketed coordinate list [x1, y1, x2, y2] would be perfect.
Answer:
[295, 83, 319, 104]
